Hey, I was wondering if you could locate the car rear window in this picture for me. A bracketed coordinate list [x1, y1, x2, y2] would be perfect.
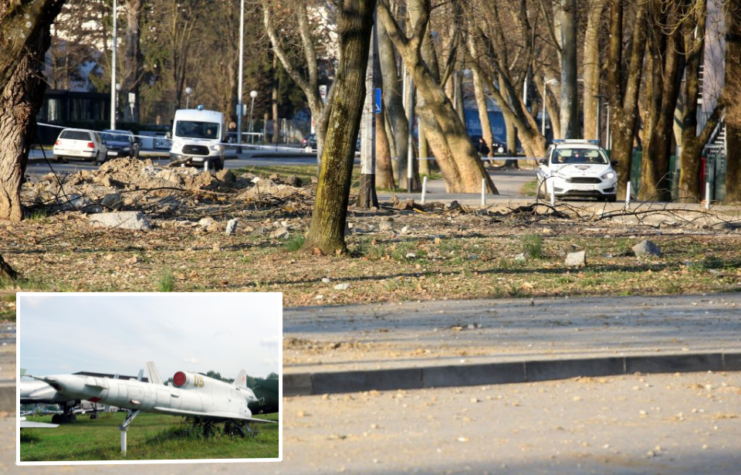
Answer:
[60, 130, 91, 141]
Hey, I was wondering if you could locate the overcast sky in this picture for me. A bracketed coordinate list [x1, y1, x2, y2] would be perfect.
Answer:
[18, 293, 282, 381]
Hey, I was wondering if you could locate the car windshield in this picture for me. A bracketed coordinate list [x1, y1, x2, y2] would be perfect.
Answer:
[101, 133, 131, 142]
[552, 148, 608, 165]
[176, 121, 220, 140]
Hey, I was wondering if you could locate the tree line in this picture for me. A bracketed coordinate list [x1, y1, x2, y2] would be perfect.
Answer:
[0, 0, 739, 257]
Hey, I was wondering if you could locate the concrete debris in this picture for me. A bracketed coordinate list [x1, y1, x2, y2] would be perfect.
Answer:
[633, 240, 662, 257]
[514, 253, 527, 262]
[271, 226, 290, 239]
[225, 219, 238, 236]
[101, 193, 124, 210]
[215, 169, 235, 182]
[334, 283, 351, 291]
[565, 251, 587, 267]
[198, 217, 216, 229]
[378, 217, 394, 232]
[88, 211, 152, 231]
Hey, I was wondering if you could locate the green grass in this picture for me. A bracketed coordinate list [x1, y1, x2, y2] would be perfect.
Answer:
[522, 179, 538, 197]
[19, 412, 279, 461]
[285, 234, 306, 252]
[156, 270, 175, 292]
[523, 234, 544, 259]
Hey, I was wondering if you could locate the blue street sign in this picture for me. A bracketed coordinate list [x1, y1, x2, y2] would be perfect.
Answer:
[374, 88, 382, 114]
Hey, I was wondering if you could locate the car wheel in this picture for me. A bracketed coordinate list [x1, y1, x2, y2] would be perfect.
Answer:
[607, 195, 617, 203]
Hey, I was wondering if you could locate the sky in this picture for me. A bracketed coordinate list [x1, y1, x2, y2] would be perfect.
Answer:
[18, 293, 282, 381]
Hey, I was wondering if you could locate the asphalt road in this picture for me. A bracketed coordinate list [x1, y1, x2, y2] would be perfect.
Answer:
[6, 372, 740, 473]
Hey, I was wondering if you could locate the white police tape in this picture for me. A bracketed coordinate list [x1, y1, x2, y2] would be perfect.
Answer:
[36, 122, 311, 154]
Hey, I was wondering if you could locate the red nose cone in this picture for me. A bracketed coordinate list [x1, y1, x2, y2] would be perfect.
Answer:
[173, 371, 186, 387]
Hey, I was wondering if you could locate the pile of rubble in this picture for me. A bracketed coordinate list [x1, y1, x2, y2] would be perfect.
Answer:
[22, 158, 312, 219]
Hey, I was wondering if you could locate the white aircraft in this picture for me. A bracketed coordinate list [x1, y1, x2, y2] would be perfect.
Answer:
[21, 377, 115, 423]
[31, 362, 276, 438]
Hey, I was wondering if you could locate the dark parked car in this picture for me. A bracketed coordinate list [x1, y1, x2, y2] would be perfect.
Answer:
[101, 130, 140, 159]
[302, 133, 317, 152]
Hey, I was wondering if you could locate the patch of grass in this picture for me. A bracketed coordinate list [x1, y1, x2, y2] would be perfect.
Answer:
[523, 234, 544, 259]
[20, 412, 279, 461]
[522, 179, 538, 197]
[26, 209, 49, 221]
[156, 270, 175, 292]
[285, 234, 306, 252]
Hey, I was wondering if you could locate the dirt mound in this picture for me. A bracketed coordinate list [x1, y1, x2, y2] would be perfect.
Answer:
[22, 158, 310, 219]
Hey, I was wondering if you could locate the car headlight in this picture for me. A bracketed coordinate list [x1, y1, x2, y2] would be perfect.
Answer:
[211, 144, 224, 152]
[601, 172, 616, 180]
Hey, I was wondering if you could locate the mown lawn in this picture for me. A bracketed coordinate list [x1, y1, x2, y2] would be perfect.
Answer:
[20, 411, 279, 462]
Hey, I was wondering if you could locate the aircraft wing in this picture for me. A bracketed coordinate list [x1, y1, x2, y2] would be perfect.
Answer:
[19, 418, 58, 429]
[152, 406, 277, 423]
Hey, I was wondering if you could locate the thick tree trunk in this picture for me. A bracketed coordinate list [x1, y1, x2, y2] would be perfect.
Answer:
[379, 2, 496, 194]
[583, 0, 606, 141]
[303, 0, 376, 255]
[640, 8, 684, 202]
[377, 17, 409, 185]
[375, 111, 395, 189]
[560, 0, 579, 139]
[606, 0, 648, 199]
[469, 35, 494, 159]
[726, 0, 741, 203]
[0, 0, 64, 222]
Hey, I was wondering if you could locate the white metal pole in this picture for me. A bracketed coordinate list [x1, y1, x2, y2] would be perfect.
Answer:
[542, 79, 546, 136]
[550, 185, 555, 206]
[407, 74, 414, 193]
[706, 181, 711, 210]
[421, 176, 428, 204]
[237, 0, 245, 148]
[249, 97, 255, 140]
[120, 429, 126, 455]
[481, 178, 486, 207]
[110, 0, 117, 130]
[523, 75, 528, 106]
[626, 181, 632, 209]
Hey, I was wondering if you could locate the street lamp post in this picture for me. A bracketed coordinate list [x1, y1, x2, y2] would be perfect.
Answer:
[110, 0, 118, 130]
[248, 90, 258, 144]
[236, 0, 245, 149]
[185, 87, 193, 109]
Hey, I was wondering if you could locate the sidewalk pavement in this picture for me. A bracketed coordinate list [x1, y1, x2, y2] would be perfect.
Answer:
[283, 293, 741, 395]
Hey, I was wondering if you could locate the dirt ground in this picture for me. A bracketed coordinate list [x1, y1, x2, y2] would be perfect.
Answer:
[1, 158, 739, 306]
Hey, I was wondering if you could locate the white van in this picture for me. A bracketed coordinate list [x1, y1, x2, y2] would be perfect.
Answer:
[169, 106, 226, 170]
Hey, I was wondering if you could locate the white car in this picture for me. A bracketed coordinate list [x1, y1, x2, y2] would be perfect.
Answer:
[53, 128, 108, 165]
[536, 140, 618, 202]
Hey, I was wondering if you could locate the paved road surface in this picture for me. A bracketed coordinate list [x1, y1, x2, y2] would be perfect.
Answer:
[284, 293, 741, 374]
[6, 372, 740, 473]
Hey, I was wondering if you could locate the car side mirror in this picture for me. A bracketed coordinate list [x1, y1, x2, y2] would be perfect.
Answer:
[611, 160, 619, 168]
[538, 159, 547, 166]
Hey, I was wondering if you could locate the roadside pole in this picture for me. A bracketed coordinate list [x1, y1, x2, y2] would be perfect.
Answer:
[358, 21, 378, 208]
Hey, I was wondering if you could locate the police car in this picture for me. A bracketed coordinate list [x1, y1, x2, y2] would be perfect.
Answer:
[536, 140, 618, 202]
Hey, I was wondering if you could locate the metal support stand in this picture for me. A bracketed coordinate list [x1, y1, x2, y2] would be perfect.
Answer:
[550, 186, 556, 207]
[626, 181, 632, 209]
[118, 409, 140, 455]
[706, 181, 711, 210]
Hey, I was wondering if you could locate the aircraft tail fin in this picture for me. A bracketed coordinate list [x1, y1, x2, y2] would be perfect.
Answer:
[145, 362, 164, 386]
[21, 368, 26, 377]
[232, 370, 247, 388]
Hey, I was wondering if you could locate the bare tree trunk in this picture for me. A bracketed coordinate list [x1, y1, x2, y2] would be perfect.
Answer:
[0, 254, 17, 281]
[469, 35, 494, 158]
[726, 0, 741, 203]
[560, 0, 579, 139]
[583, 0, 606, 141]
[376, 110, 395, 189]
[0, 0, 65, 222]
[303, 0, 377, 255]
[606, 0, 648, 199]
[640, 4, 684, 202]
[377, 16, 408, 185]
[677, 0, 723, 202]
[379, 2, 496, 193]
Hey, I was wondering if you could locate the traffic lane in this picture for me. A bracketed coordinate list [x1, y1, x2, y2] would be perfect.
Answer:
[5, 372, 739, 473]
[24, 154, 321, 177]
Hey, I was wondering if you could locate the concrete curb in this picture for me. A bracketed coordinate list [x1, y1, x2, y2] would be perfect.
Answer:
[284, 351, 741, 397]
